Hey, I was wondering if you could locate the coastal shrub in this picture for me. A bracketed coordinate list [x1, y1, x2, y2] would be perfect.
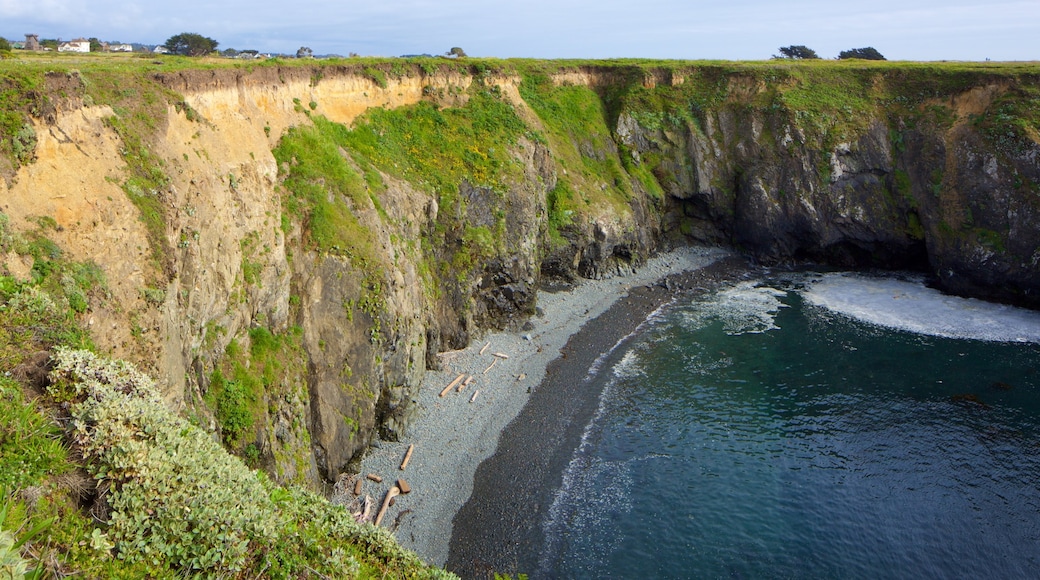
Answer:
[46, 347, 456, 578]
[50, 347, 279, 573]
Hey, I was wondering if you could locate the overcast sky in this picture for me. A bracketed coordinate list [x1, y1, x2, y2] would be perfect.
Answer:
[2, 1, 1036, 61]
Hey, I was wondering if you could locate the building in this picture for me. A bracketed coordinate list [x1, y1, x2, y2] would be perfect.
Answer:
[110, 43, 133, 52]
[58, 38, 90, 53]
[24, 34, 40, 50]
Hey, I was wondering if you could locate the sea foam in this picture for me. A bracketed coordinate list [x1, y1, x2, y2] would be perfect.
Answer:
[801, 273, 1040, 343]
[681, 280, 788, 335]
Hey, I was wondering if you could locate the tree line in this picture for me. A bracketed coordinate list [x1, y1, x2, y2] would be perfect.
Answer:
[774, 45, 886, 60]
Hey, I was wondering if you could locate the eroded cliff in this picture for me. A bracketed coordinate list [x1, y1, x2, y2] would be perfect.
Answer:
[1, 58, 1037, 489]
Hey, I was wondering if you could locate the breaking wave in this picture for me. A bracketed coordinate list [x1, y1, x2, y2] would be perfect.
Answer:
[801, 273, 1040, 343]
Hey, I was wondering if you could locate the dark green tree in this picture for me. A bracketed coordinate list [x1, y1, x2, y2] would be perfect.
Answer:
[88, 37, 102, 52]
[164, 32, 219, 57]
[838, 47, 886, 60]
[296, 46, 313, 58]
[774, 45, 820, 59]
[447, 46, 467, 58]
[0, 37, 10, 52]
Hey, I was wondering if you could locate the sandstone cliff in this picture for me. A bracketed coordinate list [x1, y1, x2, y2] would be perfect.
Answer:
[1, 59, 1037, 488]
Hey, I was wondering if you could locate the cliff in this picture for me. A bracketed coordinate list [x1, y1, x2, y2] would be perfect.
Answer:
[2, 57, 1038, 494]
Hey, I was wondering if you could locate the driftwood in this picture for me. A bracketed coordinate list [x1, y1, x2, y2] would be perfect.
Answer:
[440, 373, 466, 397]
[400, 444, 414, 470]
[479, 342, 490, 355]
[375, 486, 401, 527]
[366, 473, 383, 483]
[353, 495, 374, 524]
[492, 352, 509, 359]
[436, 349, 465, 358]
[483, 358, 497, 374]
[397, 478, 411, 494]
[457, 375, 472, 393]
[470, 390, 479, 403]
[354, 478, 363, 496]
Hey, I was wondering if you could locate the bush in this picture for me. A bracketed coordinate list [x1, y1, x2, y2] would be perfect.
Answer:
[838, 47, 886, 60]
[774, 45, 820, 59]
[48, 347, 456, 578]
[50, 348, 278, 573]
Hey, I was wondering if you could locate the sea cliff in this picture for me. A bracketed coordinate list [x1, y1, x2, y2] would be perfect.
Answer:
[2, 56, 1038, 495]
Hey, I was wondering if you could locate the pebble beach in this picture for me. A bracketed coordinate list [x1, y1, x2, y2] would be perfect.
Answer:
[357, 246, 733, 568]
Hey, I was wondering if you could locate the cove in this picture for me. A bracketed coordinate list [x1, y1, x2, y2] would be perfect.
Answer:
[497, 272, 1040, 578]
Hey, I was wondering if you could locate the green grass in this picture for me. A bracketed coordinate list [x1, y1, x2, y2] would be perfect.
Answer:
[517, 70, 638, 237]
[334, 88, 529, 205]
[274, 116, 382, 269]
[0, 378, 68, 491]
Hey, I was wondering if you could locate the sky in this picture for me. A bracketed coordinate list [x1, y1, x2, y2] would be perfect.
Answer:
[1, 0, 1037, 61]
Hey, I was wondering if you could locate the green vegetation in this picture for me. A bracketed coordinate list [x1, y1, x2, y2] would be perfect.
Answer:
[163, 33, 219, 57]
[335, 89, 528, 203]
[775, 45, 820, 60]
[838, 47, 886, 61]
[0, 378, 68, 491]
[517, 68, 639, 238]
[0, 213, 98, 370]
[274, 116, 382, 267]
[206, 326, 307, 451]
[44, 347, 452, 578]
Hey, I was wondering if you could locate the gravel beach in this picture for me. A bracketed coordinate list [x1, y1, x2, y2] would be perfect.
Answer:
[357, 245, 735, 570]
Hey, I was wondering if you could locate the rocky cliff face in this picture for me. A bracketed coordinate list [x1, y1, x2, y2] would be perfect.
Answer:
[614, 70, 1040, 306]
[1, 61, 1036, 488]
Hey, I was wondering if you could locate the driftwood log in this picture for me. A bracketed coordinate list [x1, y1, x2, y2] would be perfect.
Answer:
[375, 486, 401, 527]
[440, 373, 466, 397]
[400, 444, 414, 470]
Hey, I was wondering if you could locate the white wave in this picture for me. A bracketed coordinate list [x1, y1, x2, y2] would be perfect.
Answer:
[801, 273, 1040, 343]
[682, 281, 788, 335]
[612, 348, 646, 380]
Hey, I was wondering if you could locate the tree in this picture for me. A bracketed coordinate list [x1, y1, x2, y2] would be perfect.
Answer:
[296, 46, 313, 58]
[0, 37, 10, 52]
[89, 37, 102, 52]
[164, 33, 219, 57]
[447, 46, 467, 58]
[838, 47, 886, 60]
[774, 45, 820, 60]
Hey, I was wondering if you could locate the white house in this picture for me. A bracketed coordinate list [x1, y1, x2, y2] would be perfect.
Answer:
[58, 39, 90, 53]
[110, 43, 133, 52]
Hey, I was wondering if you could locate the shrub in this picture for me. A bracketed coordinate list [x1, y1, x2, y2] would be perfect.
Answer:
[50, 348, 278, 573]
[48, 347, 456, 578]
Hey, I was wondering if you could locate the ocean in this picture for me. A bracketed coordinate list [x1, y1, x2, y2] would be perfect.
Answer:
[535, 272, 1040, 579]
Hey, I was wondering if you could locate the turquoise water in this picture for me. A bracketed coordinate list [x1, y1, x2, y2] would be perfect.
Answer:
[537, 274, 1040, 579]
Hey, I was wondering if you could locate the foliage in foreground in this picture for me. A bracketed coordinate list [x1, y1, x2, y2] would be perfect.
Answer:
[45, 347, 454, 578]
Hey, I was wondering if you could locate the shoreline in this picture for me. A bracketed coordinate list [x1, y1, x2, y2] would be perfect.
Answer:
[356, 246, 741, 570]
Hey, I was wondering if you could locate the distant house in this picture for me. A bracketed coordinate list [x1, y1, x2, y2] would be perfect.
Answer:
[152, 45, 170, 54]
[110, 43, 133, 52]
[24, 34, 40, 51]
[58, 38, 90, 53]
